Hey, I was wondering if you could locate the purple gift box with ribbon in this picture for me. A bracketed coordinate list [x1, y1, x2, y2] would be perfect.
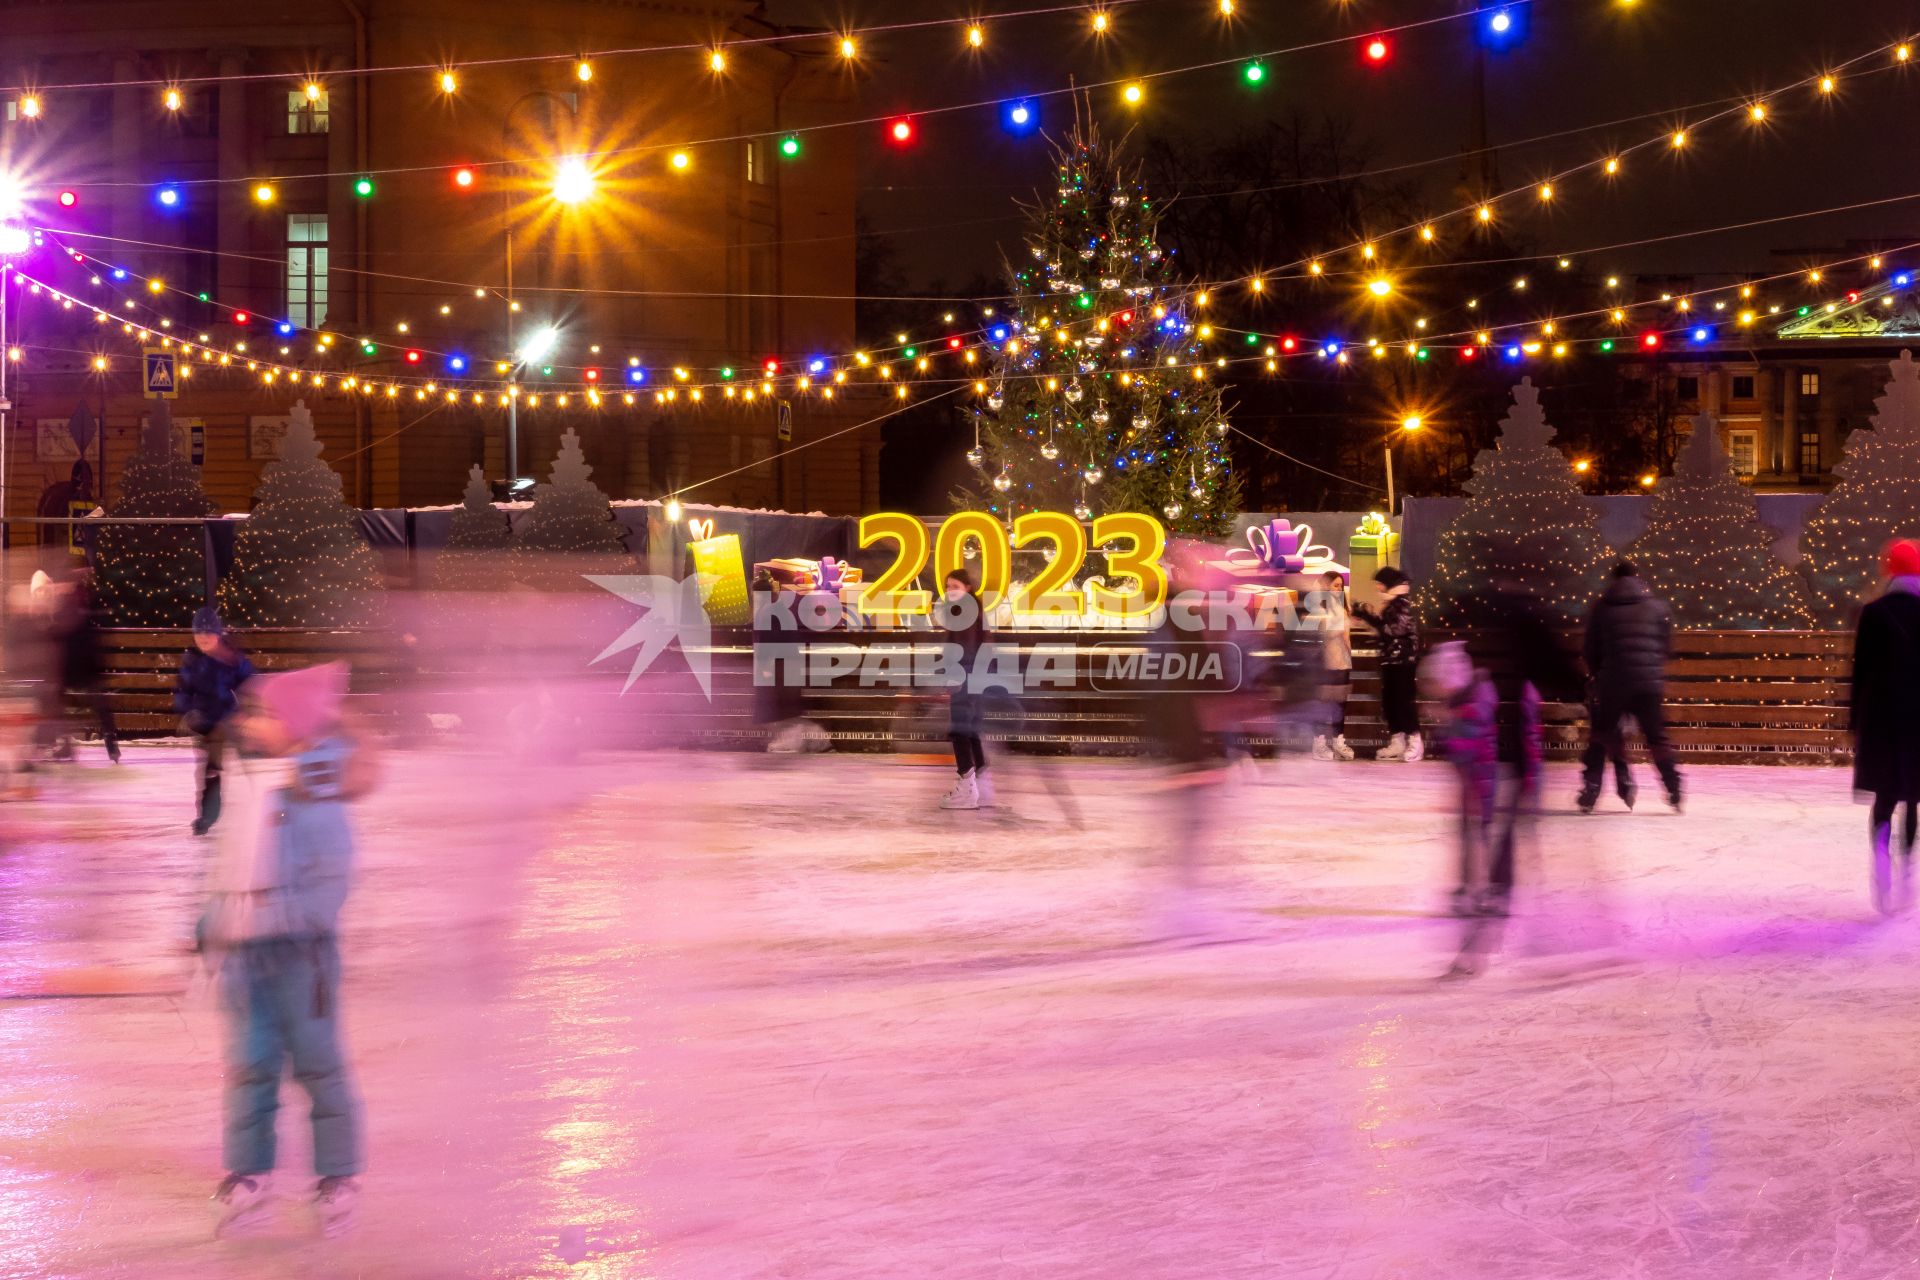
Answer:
[1224, 519, 1335, 575]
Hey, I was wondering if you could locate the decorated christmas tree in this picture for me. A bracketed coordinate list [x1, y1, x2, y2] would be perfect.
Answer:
[94, 397, 215, 626]
[1629, 413, 1812, 629]
[434, 464, 512, 593]
[1800, 350, 1920, 609]
[1421, 377, 1615, 628]
[512, 429, 632, 588]
[965, 122, 1239, 534]
[217, 400, 385, 627]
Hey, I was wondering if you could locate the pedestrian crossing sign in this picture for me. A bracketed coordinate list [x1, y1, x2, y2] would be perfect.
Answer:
[142, 348, 178, 399]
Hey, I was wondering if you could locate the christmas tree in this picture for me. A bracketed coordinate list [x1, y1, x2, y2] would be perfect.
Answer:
[1629, 413, 1813, 629]
[512, 428, 632, 588]
[965, 122, 1239, 534]
[217, 400, 385, 628]
[1800, 350, 1920, 610]
[1421, 377, 1615, 628]
[434, 464, 511, 593]
[94, 397, 215, 626]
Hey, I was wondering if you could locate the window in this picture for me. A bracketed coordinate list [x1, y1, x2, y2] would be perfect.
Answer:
[1675, 375, 1699, 400]
[1729, 430, 1758, 477]
[285, 214, 329, 329]
[287, 89, 330, 135]
[1800, 371, 1820, 396]
[745, 139, 767, 185]
[1732, 375, 1755, 400]
[1799, 431, 1822, 475]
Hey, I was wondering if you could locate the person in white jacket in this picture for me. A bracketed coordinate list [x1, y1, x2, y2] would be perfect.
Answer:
[1303, 571, 1357, 761]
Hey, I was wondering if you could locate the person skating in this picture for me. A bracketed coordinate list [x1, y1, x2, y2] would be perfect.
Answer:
[1419, 641, 1499, 974]
[1849, 539, 1920, 914]
[1577, 561, 1682, 813]
[174, 607, 255, 835]
[1303, 570, 1356, 761]
[1352, 566, 1423, 762]
[937, 569, 993, 810]
[39, 575, 120, 763]
[200, 663, 377, 1238]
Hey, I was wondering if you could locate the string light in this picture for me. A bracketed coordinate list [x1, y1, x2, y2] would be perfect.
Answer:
[1091, 11, 1110, 34]
[1671, 129, 1688, 148]
[668, 150, 691, 172]
[967, 24, 985, 47]
[253, 183, 276, 204]
[305, 82, 323, 102]
[576, 60, 593, 82]
[1749, 102, 1767, 122]
[708, 49, 728, 73]
[1121, 82, 1144, 106]
[163, 87, 182, 111]
[1363, 37, 1389, 63]
[839, 36, 858, 59]
[439, 70, 458, 94]
[1820, 74, 1837, 93]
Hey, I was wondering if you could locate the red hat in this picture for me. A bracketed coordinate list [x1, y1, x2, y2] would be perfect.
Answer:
[1885, 539, 1920, 579]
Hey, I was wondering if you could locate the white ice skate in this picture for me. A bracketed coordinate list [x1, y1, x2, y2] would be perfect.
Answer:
[1331, 735, 1356, 761]
[211, 1172, 274, 1238]
[313, 1176, 359, 1238]
[1403, 733, 1425, 763]
[1311, 736, 1336, 761]
[940, 772, 979, 810]
[1376, 733, 1407, 761]
[975, 769, 997, 808]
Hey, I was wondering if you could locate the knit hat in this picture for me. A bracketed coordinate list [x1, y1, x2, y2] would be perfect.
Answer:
[1885, 539, 1920, 579]
[1373, 566, 1409, 591]
[252, 662, 349, 742]
[191, 606, 225, 636]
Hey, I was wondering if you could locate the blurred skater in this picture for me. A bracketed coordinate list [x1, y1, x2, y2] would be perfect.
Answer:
[1352, 566, 1422, 761]
[938, 568, 992, 810]
[1303, 570, 1356, 761]
[1850, 539, 1920, 914]
[199, 663, 376, 1238]
[37, 574, 120, 763]
[174, 607, 255, 835]
[751, 570, 825, 754]
[1578, 561, 1682, 813]
[1420, 642, 1499, 975]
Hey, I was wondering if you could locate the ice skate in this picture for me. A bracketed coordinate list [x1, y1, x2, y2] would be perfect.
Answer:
[1618, 780, 1637, 811]
[313, 1176, 359, 1238]
[1403, 733, 1425, 763]
[939, 772, 979, 810]
[974, 769, 996, 808]
[1311, 736, 1336, 761]
[1666, 782, 1684, 813]
[1446, 886, 1476, 918]
[1330, 734, 1356, 761]
[1873, 825, 1895, 916]
[1375, 733, 1407, 761]
[211, 1172, 274, 1237]
[1576, 783, 1600, 815]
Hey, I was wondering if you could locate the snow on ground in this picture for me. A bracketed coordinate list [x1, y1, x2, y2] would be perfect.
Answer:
[0, 744, 1912, 1279]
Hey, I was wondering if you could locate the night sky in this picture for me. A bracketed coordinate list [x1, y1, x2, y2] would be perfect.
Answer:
[767, 0, 1920, 296]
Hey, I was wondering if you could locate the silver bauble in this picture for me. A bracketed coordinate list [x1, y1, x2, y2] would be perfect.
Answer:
[986, 395, 1003, 412]
[1083, 465, 1104, 484]
[965, 446, 985, 468]
[1163, 501, 1183, 520]
[1091, 406, 1111, 425]
[1073, 501, 1093, 521]
[1065, 380, 1085, 403]
[1132, 413, 1150, 430]
[991, 470, 1013, 493]
[1040, 440, 1060, 461]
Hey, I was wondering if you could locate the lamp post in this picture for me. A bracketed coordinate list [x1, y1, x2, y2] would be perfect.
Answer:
[1387, 414, 1423, 515]
[0, 217, 29, 567]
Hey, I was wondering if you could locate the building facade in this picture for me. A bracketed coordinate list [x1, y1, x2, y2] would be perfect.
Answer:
[0, 0, 875, 545]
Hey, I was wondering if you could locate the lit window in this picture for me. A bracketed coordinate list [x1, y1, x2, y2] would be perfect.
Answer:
[286, 214, 329, 329]
[745, 138, 767, 186]
[1728, 430, 1758, 477]
[1800, 371, 1820, 396]
[288, 89, 330, 135]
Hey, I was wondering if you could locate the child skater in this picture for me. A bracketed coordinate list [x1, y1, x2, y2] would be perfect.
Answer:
[200, 663, 378, 1238]
[1850, 539, 1920, 914]
[1304, 570, 1356, 761]
[174, 607, 255, 835]
[938, 568, 993, 810]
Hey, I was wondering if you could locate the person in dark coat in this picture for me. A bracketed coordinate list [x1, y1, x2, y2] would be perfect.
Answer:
[1578, 561, 1682, 813]
[937, 568, 991, 810]
[40, 576, 120, 763]
[1352, 566, 1423, 761]
[1850, 539, 1920, 914]
[174, 606, 255, 834]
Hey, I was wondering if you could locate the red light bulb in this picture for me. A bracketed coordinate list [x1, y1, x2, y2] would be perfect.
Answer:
[1364, 37, 1389, 63]
[889, 118, 914, 144]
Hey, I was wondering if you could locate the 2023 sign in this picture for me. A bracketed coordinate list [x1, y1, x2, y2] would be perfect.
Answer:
[857, 511, 1169, 618]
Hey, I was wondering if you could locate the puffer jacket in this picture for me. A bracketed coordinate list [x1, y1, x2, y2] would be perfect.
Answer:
[1353, 588, 1419, 667]
[1582, 575, 1672, 698]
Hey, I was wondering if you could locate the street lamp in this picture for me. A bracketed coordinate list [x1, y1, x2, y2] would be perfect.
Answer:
[0, 213, 27, 570]
[1386, 414, 1423, 515]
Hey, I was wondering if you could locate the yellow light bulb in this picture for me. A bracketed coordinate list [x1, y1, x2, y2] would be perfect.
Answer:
[1092, 11, 1110, 33]
[1121, 82, 1143, 105]
[1308, 260, 1324, 275]
[164, 87, 182, 111]
[439, 71, 457, 94]
[1819, 74, 1836, 93]
[1671, 129, 1687, 148]
[305, 82, 322, 102]
[1604, 156, 1620, 175]
[19, 95, 41, 119]
[1367, 276, 1392, 297]
[1420, 225, 1435, 242]
[1539, 182, 1553, 201]
[669, 151, 691, 172]
[576, 61, 593, 82]
[967, 24, 984, 47]
[1749, 102, 1767, 122]
[709, 50, 727, 73]
[1477, 204, 1493, 223]
[840, 36, 857, 58]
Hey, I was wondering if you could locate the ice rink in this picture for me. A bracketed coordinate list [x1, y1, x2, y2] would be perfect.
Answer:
[1, 744, 1912, 1279]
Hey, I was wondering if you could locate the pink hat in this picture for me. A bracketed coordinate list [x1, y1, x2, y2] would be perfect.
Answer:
[252, 662, 349, 742]
[1886, 539, 1920, 579]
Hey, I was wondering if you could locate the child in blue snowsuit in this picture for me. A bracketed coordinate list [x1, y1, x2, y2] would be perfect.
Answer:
[173, 607, 254, 835]
[201, 663, 375, 1238]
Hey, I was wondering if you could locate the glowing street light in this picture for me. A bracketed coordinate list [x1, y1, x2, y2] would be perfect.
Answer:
[1400, 414, 1424, 432]
[552, 159, 594, 203]
[518, 327, 559, 365]
[0, 222, 28, 257]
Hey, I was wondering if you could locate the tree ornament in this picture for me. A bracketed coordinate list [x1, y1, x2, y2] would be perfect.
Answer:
[1092, 403, 1111, 426]
[987, 392, 1004, 412]
[966, 445, 986, 468]
[991, 468, 1013, 493]
[1211, 421, 1228, 437]
[1112, 193, 1130, 207]
[1065, 379, 1085, 403]
[1163, 501, 1183, 520]
[1084, 464, 1104, 484]
[1073, 500, 1093, 521]
[1132, 413, 1151, 430]
[1040, 440, 1060, 461]
[1078, 248, 1096, 261]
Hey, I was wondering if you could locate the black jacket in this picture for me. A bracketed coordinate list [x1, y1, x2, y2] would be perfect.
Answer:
[1851, 585, 1920, 801]
[1582, 575, 1672, 698]
[1353, 590, 1419, 667]
[1469, 587, 1585, 765]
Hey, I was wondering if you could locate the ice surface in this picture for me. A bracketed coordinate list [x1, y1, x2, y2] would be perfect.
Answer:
[1, 747, 1913, 1278]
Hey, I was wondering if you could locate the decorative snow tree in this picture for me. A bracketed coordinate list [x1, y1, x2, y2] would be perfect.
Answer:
[217, 400, 384, 628]
[1421, 377, 1615, 628]
[1629, 413, 1812, 629]
[434, 464, 512, 593]
[94, 397, 215, 626]
[964, 123, 1239, 535]
[511, 429, 632, 588]
[1800, 350, 1920, 610]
